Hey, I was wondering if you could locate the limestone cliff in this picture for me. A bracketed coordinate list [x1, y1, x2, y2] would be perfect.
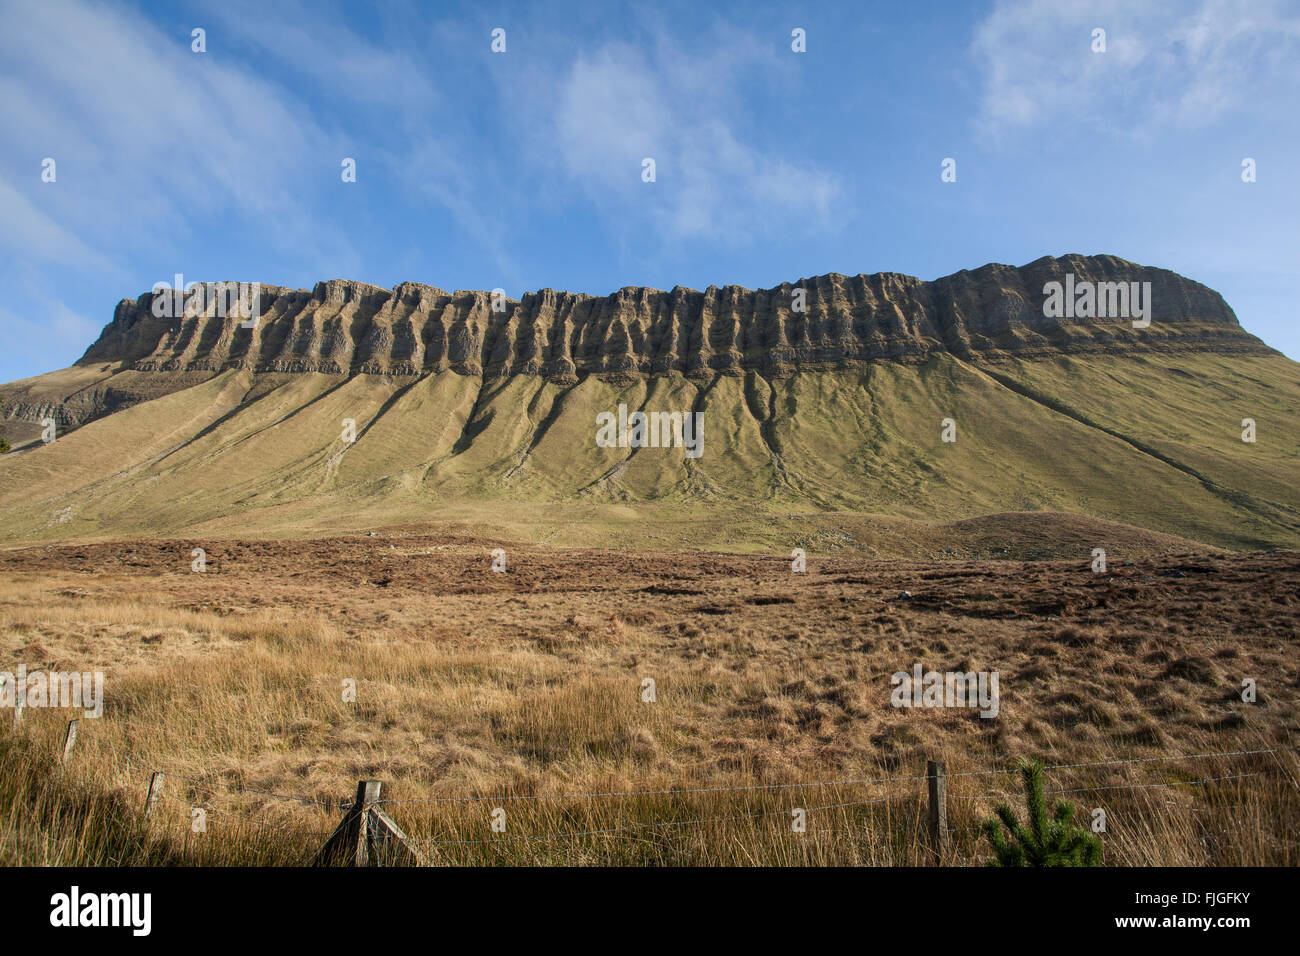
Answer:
[0, 255, 1274, 434]
[78, 254, 1267, 379]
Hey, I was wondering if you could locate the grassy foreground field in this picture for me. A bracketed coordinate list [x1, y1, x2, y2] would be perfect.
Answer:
[1, 533, 1296, 866]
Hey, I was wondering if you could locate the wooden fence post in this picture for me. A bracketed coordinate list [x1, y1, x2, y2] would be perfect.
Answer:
[144, 772, 165, 819]
[927, 759, 948, 861]
[369, 803, 430, 866]
[351, 780, 380, 866]
[314, 780, 380, 866]
[313, 780, 429, 867]
[60, 719, 79, 764]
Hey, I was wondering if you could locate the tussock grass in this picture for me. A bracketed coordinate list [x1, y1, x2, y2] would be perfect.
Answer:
[5, 709, 1295, 866]
[1, 544, 1297, 865]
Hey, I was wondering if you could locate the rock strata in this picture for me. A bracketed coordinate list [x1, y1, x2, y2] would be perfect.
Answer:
[77, 255, 1268, 383]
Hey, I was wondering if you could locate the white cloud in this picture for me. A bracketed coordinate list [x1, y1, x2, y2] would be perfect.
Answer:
[196, 0, 441, 117]
[0, 178, 114, 271]
[971, 0, 1300, 137]
[50, 302, 99, 345]
[0, 0, 379, 380]
[199, 0, 512, 283]
[0, 299, 100, 381]
[511, 32, 843, 244]
[0, 0, 352, 275]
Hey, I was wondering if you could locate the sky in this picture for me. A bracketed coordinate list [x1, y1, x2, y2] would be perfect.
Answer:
[1, 0, 1298, 384]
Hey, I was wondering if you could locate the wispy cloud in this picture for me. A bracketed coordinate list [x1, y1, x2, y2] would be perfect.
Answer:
[971, 0, 1300, 137]
[0, 0, 353, 278]
[0, 294, 99, 383]
[504, 26, 843, 245]
[0, 0, 373, 369]
[0, 178, 113, 271]
[197, 0, 442, 118]
[196, 0, 522, 285]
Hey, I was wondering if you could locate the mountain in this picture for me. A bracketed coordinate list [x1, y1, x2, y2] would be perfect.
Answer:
[1, 254, 1297, 554]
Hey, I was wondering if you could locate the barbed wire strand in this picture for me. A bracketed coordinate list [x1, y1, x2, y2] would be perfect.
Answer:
[948, 769, 1278, 800]
[411, 770, 1288, 847]
[412, 793, 902, 847]
[96, 745, 1300, 845]
[110, 744, 1300, 809]
[376, 746, 1300, 806]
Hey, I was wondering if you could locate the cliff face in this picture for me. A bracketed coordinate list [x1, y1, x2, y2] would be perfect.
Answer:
[0, 254, 1273, 438]
[2, 254, 1297, 551]
[76, 255, 1267, 383]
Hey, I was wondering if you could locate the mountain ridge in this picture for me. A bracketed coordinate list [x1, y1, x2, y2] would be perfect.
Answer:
[1, 253, 1296, 554]
[76, 254, 1270, 385]
[3, 252, 1261, 438]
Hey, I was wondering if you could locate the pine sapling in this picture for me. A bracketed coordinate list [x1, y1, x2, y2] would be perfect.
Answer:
[981, 758, 1102, 866]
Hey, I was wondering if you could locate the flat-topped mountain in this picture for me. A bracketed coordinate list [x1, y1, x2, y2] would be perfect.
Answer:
[79, 254, 1268, 385]
[0, 254, 1296, 554]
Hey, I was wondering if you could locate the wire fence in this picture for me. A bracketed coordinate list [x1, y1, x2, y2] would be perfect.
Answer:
[10, 711, 1295, 860]
[116, 743, 1300, 852]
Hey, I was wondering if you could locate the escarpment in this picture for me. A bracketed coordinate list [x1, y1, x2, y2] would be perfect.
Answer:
[1, 253, 1297, 551]
[0, 255, 1274, 436]
[76, 254, 1269, 380]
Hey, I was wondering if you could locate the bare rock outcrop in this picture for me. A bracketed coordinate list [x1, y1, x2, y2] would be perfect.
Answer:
[76, 254, 1269, 382]
[0, 255, 1271, 436]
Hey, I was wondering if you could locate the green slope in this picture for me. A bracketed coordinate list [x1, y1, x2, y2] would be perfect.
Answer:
[1, 352, 1297, 552]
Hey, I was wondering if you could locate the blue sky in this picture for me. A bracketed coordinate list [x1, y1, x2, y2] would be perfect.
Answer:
[1, 0, 1298, 384]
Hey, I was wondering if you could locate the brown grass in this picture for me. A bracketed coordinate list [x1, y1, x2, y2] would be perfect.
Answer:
[1, 535, 1297, 866]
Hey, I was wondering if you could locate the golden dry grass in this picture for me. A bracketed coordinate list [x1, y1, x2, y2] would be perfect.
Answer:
[1, 535, 1297, 866]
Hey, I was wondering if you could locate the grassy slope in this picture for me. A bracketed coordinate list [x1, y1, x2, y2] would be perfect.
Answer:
[0, 352, 1297, 551]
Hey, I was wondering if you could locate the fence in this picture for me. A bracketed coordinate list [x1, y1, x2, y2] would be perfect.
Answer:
[23, 713, 1296, 866]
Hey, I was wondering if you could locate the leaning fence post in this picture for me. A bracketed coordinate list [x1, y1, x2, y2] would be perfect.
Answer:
[144, 772, 166, 819]
[927, 759, 948, 860]
[369, 803, 431, 867]
[312, 780, 427, 866]
[60, 719, 79, 765]
[314, 780, 381, 866]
